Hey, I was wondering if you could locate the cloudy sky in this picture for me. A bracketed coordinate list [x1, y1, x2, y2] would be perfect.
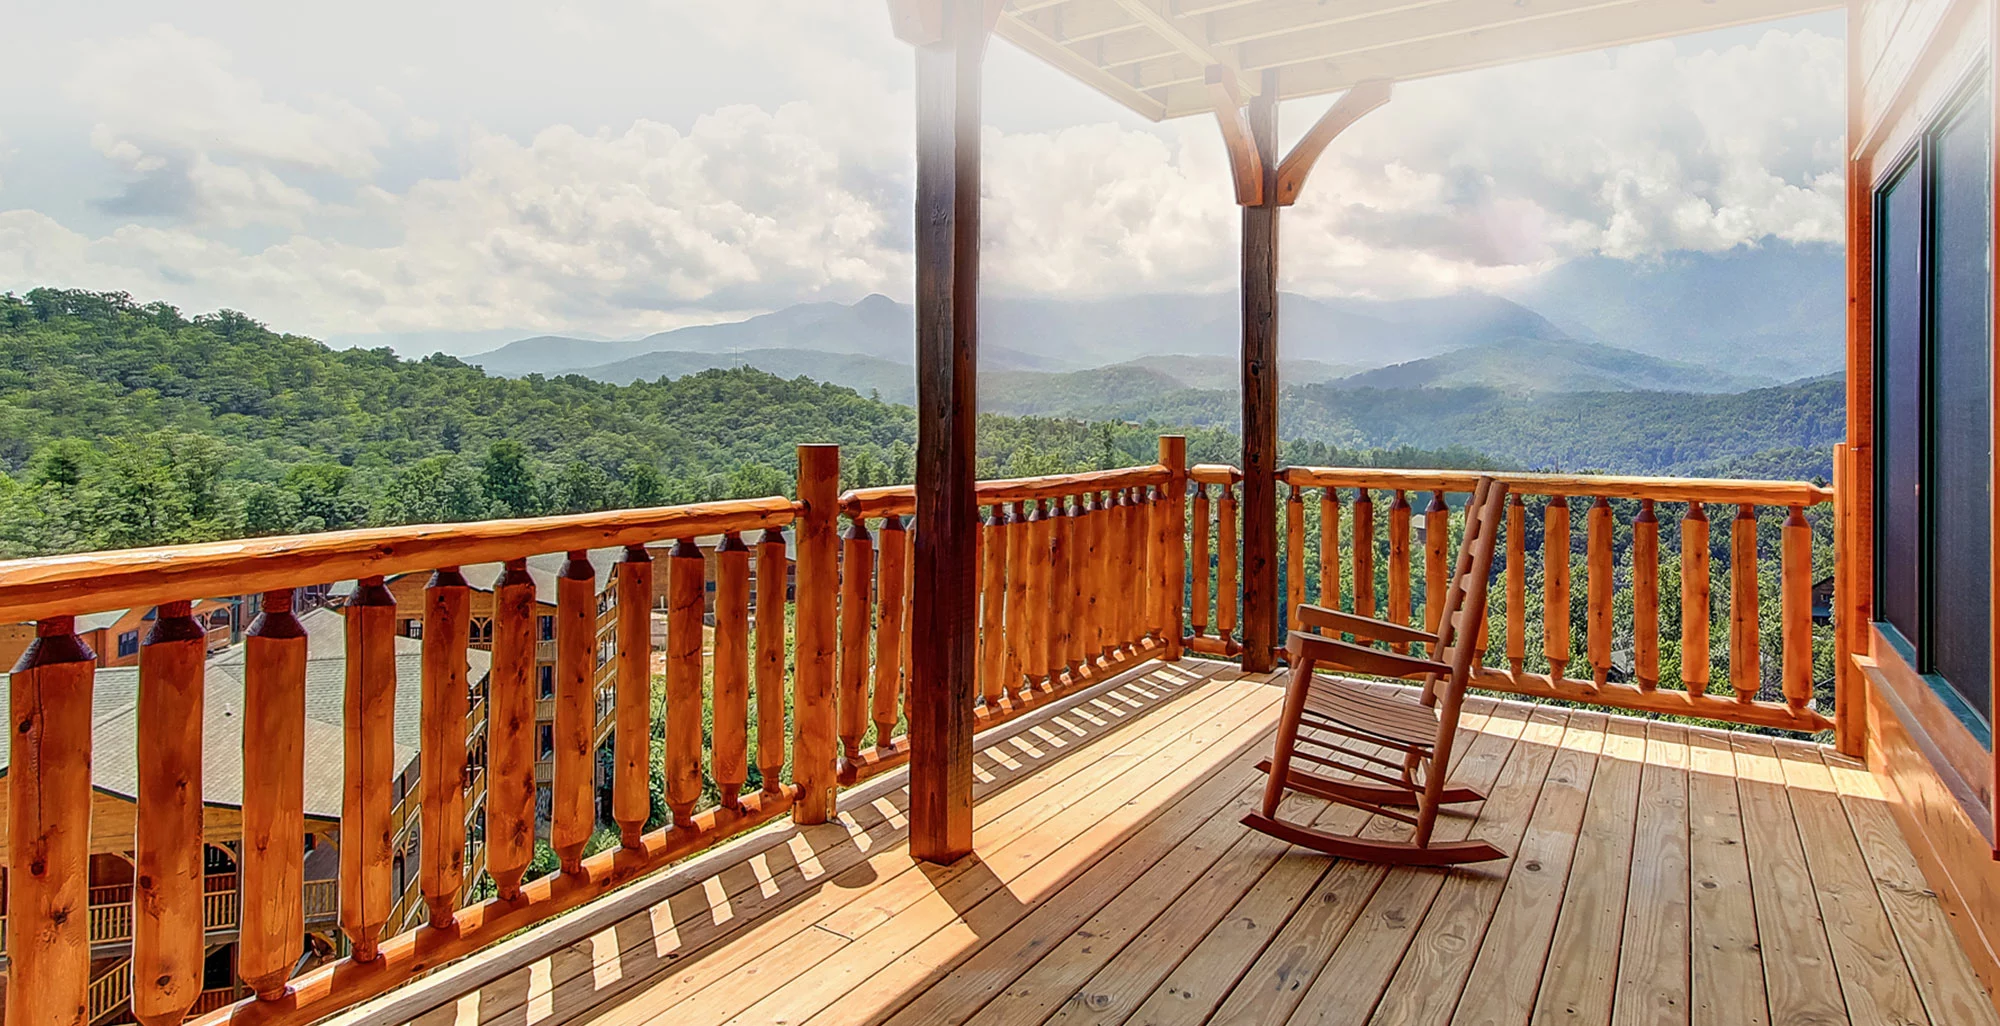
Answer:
[0, 1, 1844, 354]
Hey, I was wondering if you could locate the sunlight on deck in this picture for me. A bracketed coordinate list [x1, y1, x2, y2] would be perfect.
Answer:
[333, 659, 1996, 1026]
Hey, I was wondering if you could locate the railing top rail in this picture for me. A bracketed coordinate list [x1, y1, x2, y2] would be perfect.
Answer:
[1188, 464, 1244, 485]
[0, 496, 799, 624]
[839, 463, 1172, 518]
[1276, 465, 1833, 507]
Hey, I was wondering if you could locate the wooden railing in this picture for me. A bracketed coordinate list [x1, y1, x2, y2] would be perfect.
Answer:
[87, 962, 131, 1025]
[833, 437, 1187, 783]
[0, 441, 1194, 1026]
[1189, 464, 1838, 735]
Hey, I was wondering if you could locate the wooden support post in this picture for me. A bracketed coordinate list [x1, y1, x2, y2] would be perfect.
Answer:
[755, 528, 789, 793]
[794, 444, 841, 825]
[907, 0, 984, 862]
[1161, 435, 1187, 659]
[6, 617, 95, 1026]
[615, 545, 656, 843]
[666, 539, 706, 824]
[553, 552, 595, 874]
[1239, 69, 1281, 675]
[716, 534, 751, 807]
[487, 560, 536, 900]
[420, 568, 470, 928]
[1633, 500, 1660, 691]
[241, 589, 306, 1001]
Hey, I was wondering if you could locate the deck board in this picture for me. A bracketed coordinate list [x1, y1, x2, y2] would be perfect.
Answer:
[333, 659, 1996, 1026]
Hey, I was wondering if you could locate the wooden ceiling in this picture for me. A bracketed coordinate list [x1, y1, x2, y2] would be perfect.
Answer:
[995, 0, 1842, 120]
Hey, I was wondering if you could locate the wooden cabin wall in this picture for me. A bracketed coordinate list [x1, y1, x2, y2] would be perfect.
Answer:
[1849, 0, 2000, 1002]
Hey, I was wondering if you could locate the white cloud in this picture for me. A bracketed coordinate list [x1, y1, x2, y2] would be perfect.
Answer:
[0, 11, 1845, 342]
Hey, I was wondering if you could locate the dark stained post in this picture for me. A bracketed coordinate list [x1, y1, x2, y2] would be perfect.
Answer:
[897, 0, 988, 864]
[1240, 70, 1281, 674]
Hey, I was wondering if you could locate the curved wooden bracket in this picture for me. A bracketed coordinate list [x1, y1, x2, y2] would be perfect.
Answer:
[1275, 78, 1392, 207]
[1206, 65, 1264, 207]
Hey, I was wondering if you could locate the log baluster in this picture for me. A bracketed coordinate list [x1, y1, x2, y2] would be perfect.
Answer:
[1782, 505, 1813, 713]
[6, 617, 96, 1026]
[342, 579, 397, 960]
[1587, 497, 1613, 688]
[1353, 490, 1376, 619]
[1286, 484, 1306, 635]
[874, 516, 909, 744]
[666, 539, 706, 823]
[240, 589, 306, 1000]
[754, 529, 788, 794]
[134, 600, 205, 1026]
[1423, 491, 1450, 641]
[1004, 501, 1031, 698]
[1320, 488, 1341, 612]
[1191, 484, 1211, 640]
[1050, 498, 1074, 679]
[1633, 500, 1660, 691]
[1218, 485, 1239, 644]
[1388, 490, 1412, 651]
[1506, 493, 1526, 676]
[1026, 499, 1052, 685]
[1682, 503, 1712, 695]
[979, 507, 1007, 704]
[1083, 492, 1107, 666]
[793, 444, 841, 825]
[1161, 437, 1187, 659]
[838, 516, 874, 767]
[714, 534, 752, 808]
[420, 569, 471, 927]
[899, 522, 914, 714]
[553, 552, 597, 873]
[614, 545, 655, 844]
[487, 561, 535, 899]
[1731, 503, 1761, 703]
[1129, 488, 1151, 652]
[1543, 496, 1572, 684]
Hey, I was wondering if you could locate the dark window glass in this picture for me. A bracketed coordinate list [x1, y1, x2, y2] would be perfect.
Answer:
[538, 664, 555, 699]
[1929, 84, 1993, 719]
[1879, 159, 1924, 642]
[117, 630, 139, 657]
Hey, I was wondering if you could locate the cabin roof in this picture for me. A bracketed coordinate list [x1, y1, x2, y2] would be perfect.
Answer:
[996, 0, 1841, 121]
[0, 607, 488, 819]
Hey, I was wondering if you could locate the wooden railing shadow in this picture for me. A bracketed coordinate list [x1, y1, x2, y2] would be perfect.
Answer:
[385, 658, 1220, 1026]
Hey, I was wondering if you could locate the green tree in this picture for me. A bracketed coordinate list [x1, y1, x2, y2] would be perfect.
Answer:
[481, 440, 539, 518]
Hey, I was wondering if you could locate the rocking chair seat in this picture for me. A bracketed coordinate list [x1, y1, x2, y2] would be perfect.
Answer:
[1302, 674, 1439, 749]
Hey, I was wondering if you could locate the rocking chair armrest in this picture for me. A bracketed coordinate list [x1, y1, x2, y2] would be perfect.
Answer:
[1295, 604, 1440, 648]
[1288, 630, 1451, 682]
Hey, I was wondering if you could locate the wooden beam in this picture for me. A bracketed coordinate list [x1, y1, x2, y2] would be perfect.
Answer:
[1207, 66, 1264, 206]
[993, 15, 1169, 120]
[793, 444, 841, 825]
[1239, 69, 1280, 675]
[1274, 78, 1392, 206]
[908, 0, 985, 865]
[1106, 0, 1251, 93]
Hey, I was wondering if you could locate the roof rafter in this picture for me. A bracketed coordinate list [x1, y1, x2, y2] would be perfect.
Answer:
[1105, 0, 1256, 94]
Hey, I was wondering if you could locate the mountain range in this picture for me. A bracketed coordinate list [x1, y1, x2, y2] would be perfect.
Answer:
[467, 244, 1843, 406]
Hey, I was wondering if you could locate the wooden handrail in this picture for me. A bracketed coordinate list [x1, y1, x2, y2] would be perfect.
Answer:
[1278, 466, 1833, 507]
[0, 497, 800, 623]
[839, 464, 1170, 517]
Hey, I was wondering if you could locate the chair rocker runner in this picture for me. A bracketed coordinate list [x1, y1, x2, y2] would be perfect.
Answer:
[1244, 477, 1510, 866]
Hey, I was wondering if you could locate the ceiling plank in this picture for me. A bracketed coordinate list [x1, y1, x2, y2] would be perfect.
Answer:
[1210, 0, 1462, 47]
[994, 14, 1171, 119]
[1241, 0, 1650, 70]
[1153, 0, 1839, 116]
[1106, 0, 1256, 93]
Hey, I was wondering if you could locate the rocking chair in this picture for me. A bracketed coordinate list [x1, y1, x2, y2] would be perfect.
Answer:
[1243, 477, 1509, 865]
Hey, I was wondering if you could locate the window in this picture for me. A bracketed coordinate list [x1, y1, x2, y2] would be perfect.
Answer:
[470, 618, 493, 645]
[405, 618, 423, 640]
[538, 664, 555, 699]
[537, 724, 555, 760]
[116, 630, 139, 658]
[539, 615, 555, 641]
[1874, 75, 1995, 736]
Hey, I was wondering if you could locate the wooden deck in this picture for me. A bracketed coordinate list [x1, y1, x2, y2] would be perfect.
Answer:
[332, 658, 1998, 1026]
